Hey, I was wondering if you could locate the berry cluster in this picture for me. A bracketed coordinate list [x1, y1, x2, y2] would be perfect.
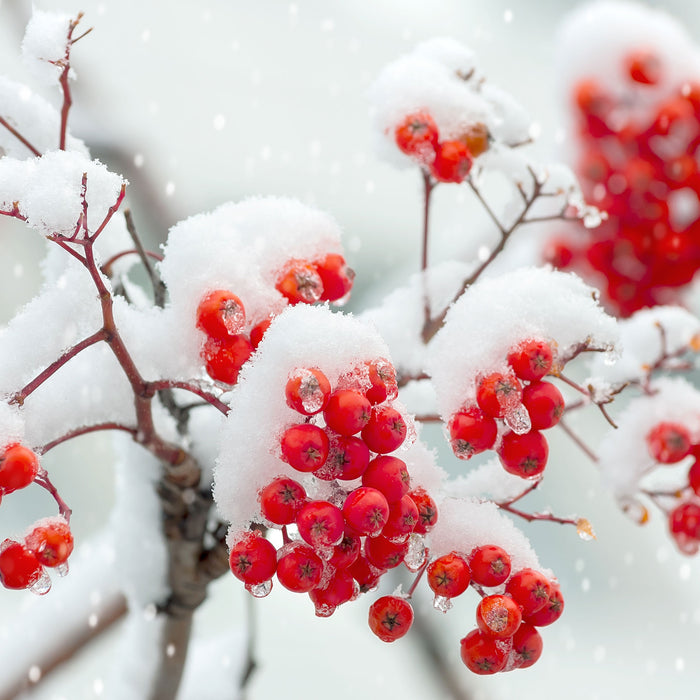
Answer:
[228, 359, 439, 618]
[394, 112, 489, 183]
[548, 48, 700, 315]
[448, 339, 565, 479]
[0, 443, 73, 593]
[196, 254, 354, 385]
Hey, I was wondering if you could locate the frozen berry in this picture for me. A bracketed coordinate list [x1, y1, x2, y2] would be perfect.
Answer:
[368, 595, 414, 642]
[196, 290, 245, 340]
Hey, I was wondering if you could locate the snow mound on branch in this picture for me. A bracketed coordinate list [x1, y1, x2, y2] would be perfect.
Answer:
[368, 37, 531, 169]
[21, 10, 74, 86]
[588, 306, 700, 386]
[427, 266, 618, 419]
[214, 305, 402, 537]
[0, 402, 25, 450]
[598, 377, 700, 502]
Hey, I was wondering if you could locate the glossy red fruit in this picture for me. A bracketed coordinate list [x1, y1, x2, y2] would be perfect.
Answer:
[365, 535, 409, 569]
[310, 570, 356, 616]
[688, 458, 700, 496]
[0, 540, 43, 590]
[296, 500, 345, 548]
[526, 582, 564, 626]
[522, 381, 565, 430]
[476, 372, 523, 418]
[285, 367, 331, 416]
[468, 545, 511, 587]
[315, 434, 370, 481]
[323, 390, 371, 436]
[348, 555, 384, 592]
[498, 430, 548, 479]
[315, 253, 355, 302]
[201, 335, 253, 384]
[196, 290, 245, 340]
[646, 422, 692, 464]
[362, 456, 411, 503]
[229, 532, 277, 585]
[408, 488, 438, 535]
[625, 49, 661, 85]
[361, 406, 407, 454]
[669, 500, 700, 542]
[368, 595, 414, 642]
[276, 543, 324, 593]
[0, 444, 40, 494]
[476, 594, 522, 639]
[511, 623, 543, 669]
[505, 568, 552, 616]
[460, 628, 509, 674]
[431, 140, 473, 183]
[507, 339, 554, 381]
[380, 494, 419, 541]
[258, 477, 307, 525]
[25, 518, 74, 567]
[343, 487, 390, 537]
[276, 259, 323, 304]
[328, 531, 362, 569]
[448, 406, 498, 459]
[280, 424, 329, 473]
[395, 112, 439, 162]
[249, 318, 272, 349]
[427, 552, 471, 598]
[365, 358, 398, 405]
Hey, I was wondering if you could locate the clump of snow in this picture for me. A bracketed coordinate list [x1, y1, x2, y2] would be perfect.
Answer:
[368, 37, 531, 169]
[448, 457, 534, 504]
[598, 377, 700, 501]
[588, 306, 700, 386]
[21, 10, 74, 86]
[427, 266, 619, 419]
[0, 402, 25, 450]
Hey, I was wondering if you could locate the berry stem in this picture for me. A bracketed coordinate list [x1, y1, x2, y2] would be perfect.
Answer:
[496, 478, 542, 507]
[34, 468, 73, 522]
[38, 422, 138, 455]
[101, 248, 164, 278]
[405, 557, 430, 599]
[146, 380, 230, 416]
[0, 115, 42, 157]
[496, 501, 580, 528]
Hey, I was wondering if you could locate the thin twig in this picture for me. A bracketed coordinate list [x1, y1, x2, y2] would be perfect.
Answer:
[123, 209, 167, 307]
[0, 115, 42, 156]
[558, 418, 599, 463]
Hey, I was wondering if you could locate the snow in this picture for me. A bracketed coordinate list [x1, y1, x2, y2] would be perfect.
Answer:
[21, 10, 73, 86]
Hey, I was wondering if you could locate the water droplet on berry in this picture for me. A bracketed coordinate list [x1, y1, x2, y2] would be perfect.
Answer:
[433, 595, 453, 613]
[55, 562, 69, 577]
[29, 570, 52, 596]
[503, 402, 531, 435]
[403, 533, 426, 572]
[246, 579, 273, 598]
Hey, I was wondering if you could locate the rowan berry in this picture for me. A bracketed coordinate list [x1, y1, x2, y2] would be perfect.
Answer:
[507, 339, 554, 382]
[328, 531, 362, 569]
[380, 494, 419, 541]
[25, 518, 73, 567]
[228, 532, 277, 586]
[276, 259, 323, 304]
[201, 335, 253, 384]
[431, 140, 473, 183]
[280, 424, 329, 472]
[468, 545, 511, 587]
[362, 456, 410, 503]
[394, 112, 439, 162]
[285, 367, 331, 416]
[427, 552, 471, 598]
[448, 406, 497, 459]
[511, 623, 543, 669]
[364, 535, 409, 569]
[0, 540, 43, 590]
[408, 488, 438, 534]
[505, 568, 552, 616]
[276, 542, 324, 593]
[315, 434, 370, 481]
[342, 487, 390, 537]
[498, 430, 549, 479]
[525, 582, 564, 627]
[310, 570, 357, 616]
[249, 318, 272, 349]
[459, 628, 509, 674]
[625, 49, 661, 85]
[365, 358, 398, 405]
[0, 444, 40, 494]
[296, 500, 345, 548]
[522, 381, 564, 430]
[195, 290, 245, 340]
[646, 422, 692, 464]
[476, 594, 522, 639]
[323, 390, 371, 436]
[361, 405, 407, 454]
[368, 595, 414, 642]
[476, 371, 523, 419]
[258, 476, 307, 525]
[315, 253, 354, 302]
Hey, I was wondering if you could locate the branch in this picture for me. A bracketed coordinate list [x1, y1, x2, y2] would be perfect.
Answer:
[123, 208, 167, 307]
[558, 418, 599, 464]
[147, 380, 230, 416]
[38, 422, 138, 454]
[34, 469, 73, 522]
[0, 115, 42, 157]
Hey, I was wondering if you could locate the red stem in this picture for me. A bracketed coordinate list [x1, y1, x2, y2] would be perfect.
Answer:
[147, 380, 230, 416]
[38, 422, 138, 455]
[0, 115, 42, 157]
[34, 469, 73, 522]
[405, 558, 430, 599]
[102, 248, 164, 275]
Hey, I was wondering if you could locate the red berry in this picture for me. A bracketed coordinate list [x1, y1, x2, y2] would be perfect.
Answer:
[468, 545, 511, 587]
[296, 500, 344, 548]
[368, 595, 414, 642]
[522, 381, 565, 430]
[511, 623, 543, 669]
[285, 367, 331, 416]
[505, 568, 552, 616]
[328, 531, 362, 569]
[315, 434, 370, 481]
[448, 407, 498, 459]
[625, 49, 661, 85]
[543, 237, 574, 269]
[348, 554, 384, 592]
[362, 456, 411, 503]
[525, 582, 564, 627]
[689, 458, 700, 496]
[365, 535, 409, 569]
[459, 122, 490, 158]
[476, 594, 522, 639]
[395, 112, 439, 162]
[381, 494, 420, 541]
[310, 570, 357, 616]
[276, 259, 323, 304]
[646, 422, 692, 464]
[315, 253, 355, 303]
[0, 540, 43, 590]
[258, 477, 307, 525]
[25, 518, 73, 567]
[280, 424, 329, 473]
[201, 335, 253, 384]
[276, 542, 324, 593]
[427, 552, 471, 598]
[228, 532, 277, 585]
[507, 339, 554, 382]
[476, 371, 523, 419]
[249, 318, 272, 349]
[365, 358, 398, 405]
[343, 486, 390, 537]
[431, 140, 473, 183]
[196, 290, 245, 340]
[0, 444, 39, 494]
[498, 430, 549, 479]
[459, 628, 509, 674]
[408, 488, 438, 535]
[361, 405, 407, 454]
[323, 390, 371, 436]
[669, 500, 700, 544]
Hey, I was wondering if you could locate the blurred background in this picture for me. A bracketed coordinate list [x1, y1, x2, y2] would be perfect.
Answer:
[1, 0, 700, 698]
